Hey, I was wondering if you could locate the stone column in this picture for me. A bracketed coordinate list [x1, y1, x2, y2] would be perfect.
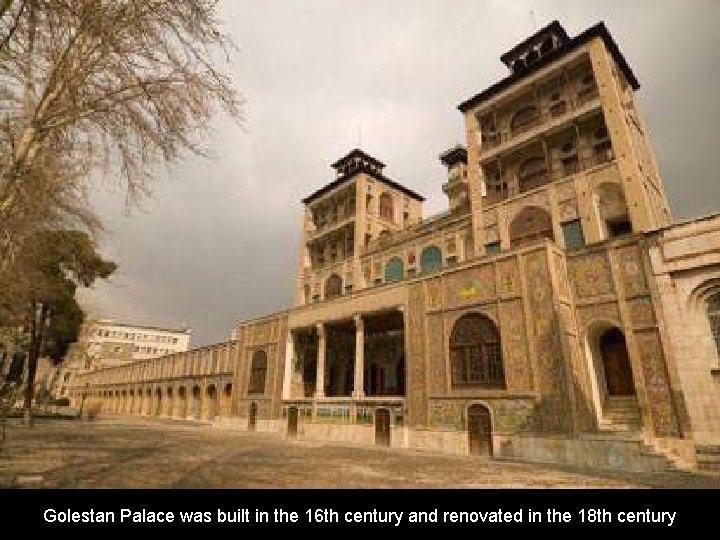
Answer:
[315, 323, 326, 398]
[353, 314, 365, 399]
[282, 331, 294, 400]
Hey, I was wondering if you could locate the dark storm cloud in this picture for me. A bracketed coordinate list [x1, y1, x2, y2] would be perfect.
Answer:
[79, 0, 720, 346]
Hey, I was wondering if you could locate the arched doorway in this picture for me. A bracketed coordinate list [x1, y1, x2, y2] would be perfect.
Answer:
[206, 385, 218, 420]
[287, 406, 298, 438]
[178, 387, 188, 418]
[467, 404, 492, 456]
[191, 385, 201, 420]
[155, 388, 162, 416]
[375, 408, 391, 447]
[223, 383, 233, 417]
[599, 328, 635, 396]
[248, 402, 257, 431]
[165, 387, 174, 416]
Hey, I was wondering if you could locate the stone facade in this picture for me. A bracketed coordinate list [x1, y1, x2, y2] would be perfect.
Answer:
[72, 21, 720, 473]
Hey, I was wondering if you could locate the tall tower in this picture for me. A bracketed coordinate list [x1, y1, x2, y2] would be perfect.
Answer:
[295, 149, 424, 306]
[458, 21, 672, 256]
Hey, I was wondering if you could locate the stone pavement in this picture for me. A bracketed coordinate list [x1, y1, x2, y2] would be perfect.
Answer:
[1, 416, 719, 488]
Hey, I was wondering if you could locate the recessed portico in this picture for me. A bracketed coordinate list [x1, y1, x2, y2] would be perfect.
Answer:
[283, 306, 406, 432]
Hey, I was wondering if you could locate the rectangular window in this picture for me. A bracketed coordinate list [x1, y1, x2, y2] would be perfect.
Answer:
[485, 241, 501, 254]
[562, 219, 585, 249]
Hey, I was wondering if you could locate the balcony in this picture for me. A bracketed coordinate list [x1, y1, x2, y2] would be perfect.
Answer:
[484, 148, 615, 207]
[306, 212, 355, 241]
[478, 83, 601, 160]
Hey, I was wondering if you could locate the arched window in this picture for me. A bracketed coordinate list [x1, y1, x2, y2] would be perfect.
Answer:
[384, 257, 404, 283]
[450, 313, 504, 388]
[249, 350, 267, 394]
[420, 246, 443, 273]
[511, 106, 539, 133]
[598, 327, 635, 396]
[379, 193, 394, 221]
[708, 293, 720, 356]
[518, 156, 548, 192]
[324, 274, 342, 299]
[509, 206, 554, 248]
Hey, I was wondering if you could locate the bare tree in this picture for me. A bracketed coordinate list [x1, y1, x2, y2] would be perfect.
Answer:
[0, 0, 242, 268]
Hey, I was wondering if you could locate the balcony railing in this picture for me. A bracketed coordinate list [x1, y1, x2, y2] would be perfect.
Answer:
[485, 150, 615, 204]
[308, 209, 356, 236]
[479, 84, 600, 152]
[576, 85, 600, 106]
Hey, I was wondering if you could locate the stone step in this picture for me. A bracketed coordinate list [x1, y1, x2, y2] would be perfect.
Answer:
[697, 456, 720, 472]
[600, 412, 639, 420]
[696, 446, 720, 472]
[598, 422, 641, 433]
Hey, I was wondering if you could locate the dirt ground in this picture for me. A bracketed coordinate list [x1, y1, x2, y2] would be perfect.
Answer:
[1, 415, 719, 488]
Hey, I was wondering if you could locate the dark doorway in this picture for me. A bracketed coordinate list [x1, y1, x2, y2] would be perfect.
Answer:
[599, 328, 635, 396]
[155, 389, 162, 416]
[468, 404, 493, 456]
[248, 402, 257, 431]
[375, 408, 391, 447]
[191, 386, 201, 419]
[287, 406, 298, 438]
[363, 310, 406, 396]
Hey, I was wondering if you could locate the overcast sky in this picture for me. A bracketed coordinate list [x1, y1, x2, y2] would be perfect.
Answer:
[78, 0, 720, 347]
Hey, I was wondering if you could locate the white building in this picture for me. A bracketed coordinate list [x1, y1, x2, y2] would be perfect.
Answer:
[53, 319, 192, 398]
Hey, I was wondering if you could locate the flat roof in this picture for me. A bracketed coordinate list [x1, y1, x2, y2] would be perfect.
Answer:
[458, 22, 640, 113]
[89, 320, 192, 334]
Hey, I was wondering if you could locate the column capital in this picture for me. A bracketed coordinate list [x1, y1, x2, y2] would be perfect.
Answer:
[315, 322, 325, 335]
[353, 313, 364, 325]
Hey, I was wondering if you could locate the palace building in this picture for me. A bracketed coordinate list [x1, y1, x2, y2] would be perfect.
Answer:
[70, 21, 720, 472]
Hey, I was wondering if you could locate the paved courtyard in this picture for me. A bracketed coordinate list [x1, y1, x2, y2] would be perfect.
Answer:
[1, 415, 719, 488]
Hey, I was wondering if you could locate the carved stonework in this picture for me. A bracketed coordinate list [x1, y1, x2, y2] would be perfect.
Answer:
[555, 180, 576, 201]
[428, 399, 464, 430]
[568, 252, 614, 298]
[507, 192, 550, 223]
[485, 226, 500, 243]
[497, 257, 520, 297]
[557, 303, 576, 334]
[493, 400, 537, 432]
[635, 331, 680, 437]
[484, 210, 498, 227]
[559, 199, 579, 221]
[428, 399, 537, 433]
[525, 250, 569, 432]
[629, 298, 655, 328]
[443, 265, 496, 307]
[425, 278, 442, 311]
[499, 300, 530, 390]
[407, 283, 426, 426]
[553, 252, 571, 299]
[618, 244, 647, 296]
[578, 302, 621, 329]
[256, 322, 269, 344]
[426, 315, 445, 394]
